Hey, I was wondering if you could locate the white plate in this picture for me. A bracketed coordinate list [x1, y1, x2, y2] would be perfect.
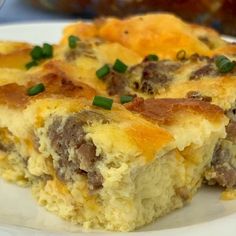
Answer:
[0, 22, 236, 236]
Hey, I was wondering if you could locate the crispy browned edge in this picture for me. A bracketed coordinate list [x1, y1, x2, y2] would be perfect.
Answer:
[0, 61, 96, 109]
[125, 97, 224, 125]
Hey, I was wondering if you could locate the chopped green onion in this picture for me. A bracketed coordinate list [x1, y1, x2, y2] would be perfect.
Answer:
[31, 46, 43, 60]
[113, 59, 128, 73]
[215, 55, 235, 73]
[120, 95, 133, 104]
[42, 43, 53, 58]
[96, 64, 110, 79]
[145, 54, 159, 61]
[68, 35, 79, 49]
[176, 50, 186, 60]
[92, 96, 113, 110]
[25, 61, 38, 70]
[27, 83, 45, 96]
[27, 43, 53, 69]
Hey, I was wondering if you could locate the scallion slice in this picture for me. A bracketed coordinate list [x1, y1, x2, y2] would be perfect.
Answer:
[96, 64, 110, 79]
[25, 61, 38, 70]
[120, 95, 133, 104]
[27, 83, 45, 96]
[145, 54, 159, 61]
[27, 43, 53, 69]
[215, 55, 235, 73]
[31, 46, 43, 60]
[92, 96, 113, 110]
[42, 43, 53, 58]
[68, 35, 79, 49]
[113, 59, 128, 73]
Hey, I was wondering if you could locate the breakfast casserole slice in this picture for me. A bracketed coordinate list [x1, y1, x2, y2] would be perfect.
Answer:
[89, 48, 236, 197]
[59, 13, 236, 196]
[0, 56, 227, 231]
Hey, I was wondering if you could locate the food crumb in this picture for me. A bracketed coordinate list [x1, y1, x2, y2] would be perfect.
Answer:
[221, 189, 236, 200]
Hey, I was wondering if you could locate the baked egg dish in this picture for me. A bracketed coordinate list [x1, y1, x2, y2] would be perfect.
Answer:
[0, 13, 235, 231]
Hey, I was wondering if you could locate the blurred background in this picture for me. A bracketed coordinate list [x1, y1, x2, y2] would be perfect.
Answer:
[0, 0, 236, 35]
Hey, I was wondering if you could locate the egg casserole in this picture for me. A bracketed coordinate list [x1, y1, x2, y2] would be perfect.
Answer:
[63, 13, 236, 197]
[0, 13, 234, 231]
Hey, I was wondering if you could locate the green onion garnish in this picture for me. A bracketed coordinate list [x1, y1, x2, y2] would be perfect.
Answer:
[145, 54, 159, 61]
[27, 83, 45, 96]
[215, 55, 235, 73]
[96, 64, 110, 79]
[42, 43, 53, 58]
[120, 95, 133, 104]
[92, 96, 113, 110]
[113, 59, 128, 73]
[176, 50, 186, 60]
[31, 46, 43, 60]
[68, 35, 79, 49]
[26, 43, 53, 69]
[25, 61, 38, 70]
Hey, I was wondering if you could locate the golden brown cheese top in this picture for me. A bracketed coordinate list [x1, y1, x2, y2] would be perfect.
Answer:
[0, 41, 32, 69]
[0, 41, 31, 54]
[61, 13, 226, 59]
[0, 83, 29, 108]
[125, 97, 224, 125]
[0, 64, 96, 109]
